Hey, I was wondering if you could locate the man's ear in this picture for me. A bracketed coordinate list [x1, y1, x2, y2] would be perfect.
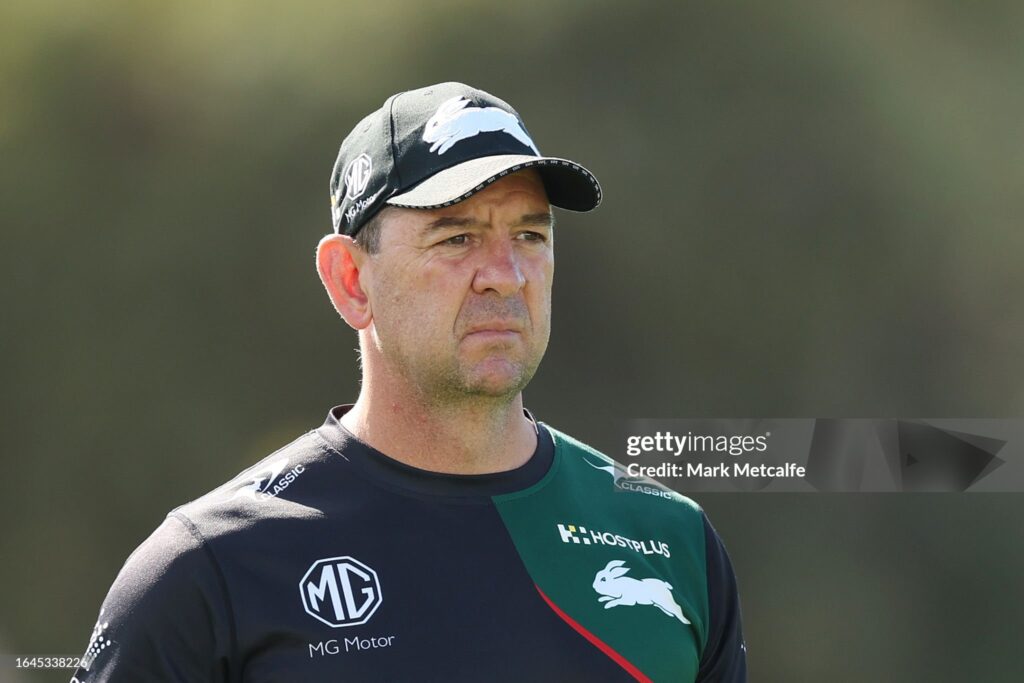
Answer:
[316, 234, 373, 330]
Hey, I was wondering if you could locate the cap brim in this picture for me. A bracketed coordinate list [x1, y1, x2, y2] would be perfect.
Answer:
[386, 154, 601, 212]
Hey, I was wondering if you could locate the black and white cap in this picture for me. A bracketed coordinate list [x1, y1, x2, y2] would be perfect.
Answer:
[329, 82, 602, 236]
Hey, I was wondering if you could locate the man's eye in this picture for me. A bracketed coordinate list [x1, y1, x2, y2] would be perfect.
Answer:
[440, 234, 468, 246]
[518, 231, 547, 242]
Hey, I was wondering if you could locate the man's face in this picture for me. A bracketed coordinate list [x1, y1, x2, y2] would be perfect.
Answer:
[361, 169, 554, 404]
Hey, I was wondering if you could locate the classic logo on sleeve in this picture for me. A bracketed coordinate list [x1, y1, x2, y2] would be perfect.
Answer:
[584, 457, 674, 499]
[227, 456, 305, 502]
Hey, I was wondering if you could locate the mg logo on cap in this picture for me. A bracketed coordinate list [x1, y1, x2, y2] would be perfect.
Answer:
[343, 153, 373, 200]
[301, 556, 383, 628]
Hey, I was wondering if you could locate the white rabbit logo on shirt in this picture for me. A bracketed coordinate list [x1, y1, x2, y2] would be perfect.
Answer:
[592, 560, 691, 626]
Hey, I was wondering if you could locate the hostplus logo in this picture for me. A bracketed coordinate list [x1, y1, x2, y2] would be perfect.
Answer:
[228, 456, 305, 502]
[557, 523, 670, 559]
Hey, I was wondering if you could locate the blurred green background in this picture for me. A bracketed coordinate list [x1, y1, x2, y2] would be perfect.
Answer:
[3, 1, 1023, 681]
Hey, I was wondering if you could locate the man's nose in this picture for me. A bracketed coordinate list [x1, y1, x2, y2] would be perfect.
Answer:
[472, 238, 526, 296]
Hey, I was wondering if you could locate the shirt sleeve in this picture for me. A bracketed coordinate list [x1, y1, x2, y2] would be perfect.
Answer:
[695, 512, 748, 682]
[70, 513, 234, 683]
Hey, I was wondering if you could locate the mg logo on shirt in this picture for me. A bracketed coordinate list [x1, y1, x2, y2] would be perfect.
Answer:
[301, 556, 383, 628]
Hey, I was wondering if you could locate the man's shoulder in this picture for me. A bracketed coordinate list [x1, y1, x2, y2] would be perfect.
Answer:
[540, 423, 705, 519]
[168, 427, 334, 541]
[80, 428, 337, 649]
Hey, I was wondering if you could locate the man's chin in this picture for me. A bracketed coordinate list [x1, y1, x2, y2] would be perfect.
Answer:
[459, 360, 536, 399]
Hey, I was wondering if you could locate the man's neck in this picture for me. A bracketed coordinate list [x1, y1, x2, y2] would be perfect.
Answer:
[340, 386, 538, 475]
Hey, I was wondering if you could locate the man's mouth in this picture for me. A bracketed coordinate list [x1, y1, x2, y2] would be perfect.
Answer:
[462, 322, 524, 342]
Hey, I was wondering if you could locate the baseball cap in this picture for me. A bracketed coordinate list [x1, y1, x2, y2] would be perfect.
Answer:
[329, 82, 602, 236]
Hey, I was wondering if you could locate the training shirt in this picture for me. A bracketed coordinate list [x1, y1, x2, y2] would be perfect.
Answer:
[72, 405, 747, 682]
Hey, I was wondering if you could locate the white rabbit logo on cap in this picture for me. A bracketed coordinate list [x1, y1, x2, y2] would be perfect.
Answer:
[592, 560, 691, 626]
[423, 96, 539, 155]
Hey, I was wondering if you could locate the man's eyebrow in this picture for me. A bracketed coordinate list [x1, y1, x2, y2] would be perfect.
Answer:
[422, 216, 484, 233]
[512, 212, 555, 229]
[421, 212, 554, 233]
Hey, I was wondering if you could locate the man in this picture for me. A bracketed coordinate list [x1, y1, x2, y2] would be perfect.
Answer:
[72, 82, 746, 682]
